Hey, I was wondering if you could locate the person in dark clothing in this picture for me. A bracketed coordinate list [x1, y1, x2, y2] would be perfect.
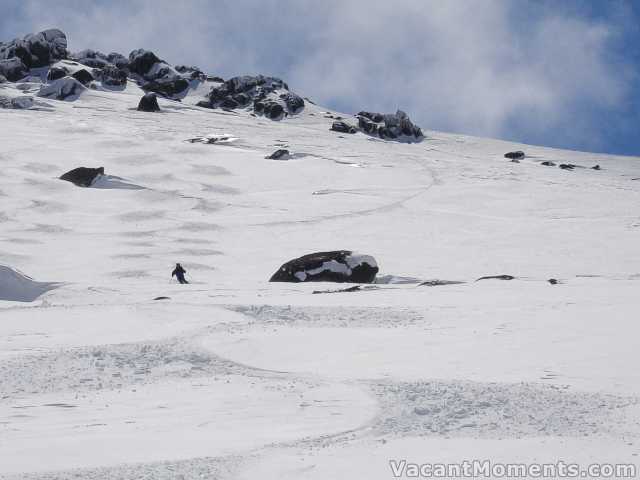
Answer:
[172, 263, 188, 284]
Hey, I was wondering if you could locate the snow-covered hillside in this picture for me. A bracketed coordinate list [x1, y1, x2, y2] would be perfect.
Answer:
[1, 30, 640, 479]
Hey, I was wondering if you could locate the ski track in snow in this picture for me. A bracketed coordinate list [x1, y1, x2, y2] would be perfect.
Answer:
[1, 79, 640, 478]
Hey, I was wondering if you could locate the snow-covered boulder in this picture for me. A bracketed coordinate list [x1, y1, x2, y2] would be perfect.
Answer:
[357, 110, 424, 142]
[0, 265, 59, 302]
[38, 76, 86, 100]
[60, 166, 105, 187]
[270, 251, 379, 283]
[137, 92, 160, 112]
[0, 29, 67, 69]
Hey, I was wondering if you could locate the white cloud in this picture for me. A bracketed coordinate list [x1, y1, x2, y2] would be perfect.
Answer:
[7, 0, 634, 151]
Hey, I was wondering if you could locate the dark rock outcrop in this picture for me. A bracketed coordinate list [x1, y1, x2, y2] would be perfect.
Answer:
[128, 49, 161, 77]
[0, 57, 27, 81]
[70, 49, 110, 68]
[504, 151, 525, 160]
[331, 121, 357, 134]
[265, 149, 290, 160]
[559, 164, 576, 170]
[355, 110, 423, 141]
[0, 29, 68, 70]
[99, 64, 127, 87]
[548, 278, 559, 285]
[137, 92, 160, 112]
[592, 165, 601, 170]
[201, 74, 303, 119]
[541, 161, 556, 166]
[71, 68, 94, 86]
[270, 251, 379, 283]
[141, 77, 189, 98]
[60, 167, 105, 187]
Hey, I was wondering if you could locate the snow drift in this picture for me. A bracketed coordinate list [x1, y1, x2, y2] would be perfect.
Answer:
[0, 265, 59, 302]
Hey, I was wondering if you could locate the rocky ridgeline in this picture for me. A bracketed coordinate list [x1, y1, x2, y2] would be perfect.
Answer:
[196, 74, 305, 120]
[0, 29, 426, 138]
[0, 29, 204, 102]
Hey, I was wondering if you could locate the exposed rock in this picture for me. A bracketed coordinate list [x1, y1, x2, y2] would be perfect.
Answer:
[0, 74, 6, 83]
[270, 251, 379, 283]
[355, 110, 423, 141]
[60, 167, 105, 187]
[312, 285, 381, 294]
[128, 49, 161, 77]
[0, 57, 27, 81]
[331, 121, 357, 134]
[99, 64, 127, 87]
[70, 49, 110, 68]
[137, 93, 160, 112]
[0, 29, 68, 69]
[107, 52, 129, 70]
[142, 77, 189, 98]
[548, 278, 559, 285]
[265, 149, 290, 160]
[280, 92, 304, 114]
[592, 165, 601, 170]
[175, 65, 205, 81]
[504, 151, 525, 160]
[559, 164, 576, 170]
[153, 296, 171, 300]
[201, 74, 303, 119]
[541, 161, 556, 166]
[38, 76, 86, 100]
[476, 275, 515, 281]
[46, 66, 67, 81]
[71, 68, 94, 86]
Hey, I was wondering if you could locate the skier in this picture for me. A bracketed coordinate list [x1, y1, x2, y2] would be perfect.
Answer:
[171, 263, 188, 284]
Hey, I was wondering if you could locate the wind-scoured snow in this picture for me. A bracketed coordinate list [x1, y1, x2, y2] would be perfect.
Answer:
[1, 45, 640, 479]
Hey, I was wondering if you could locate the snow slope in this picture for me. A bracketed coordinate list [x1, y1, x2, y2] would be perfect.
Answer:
[1, 78, 640, 479]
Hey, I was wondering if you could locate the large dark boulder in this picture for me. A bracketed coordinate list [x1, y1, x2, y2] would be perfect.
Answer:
[128, 49, 161, 77]
[137, 92, 160, 112]
[0, 57, 27, 81]
[71, 68, 94, 86]
[270, 251, 379, 283]
[142, 77, 189, 98]
[280, 92, 304, 114]
[60, 167, 105, 187]
[0, 29, 67, 69]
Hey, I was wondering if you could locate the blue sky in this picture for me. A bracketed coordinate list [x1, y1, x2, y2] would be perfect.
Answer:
[2, 0, 639, 156]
